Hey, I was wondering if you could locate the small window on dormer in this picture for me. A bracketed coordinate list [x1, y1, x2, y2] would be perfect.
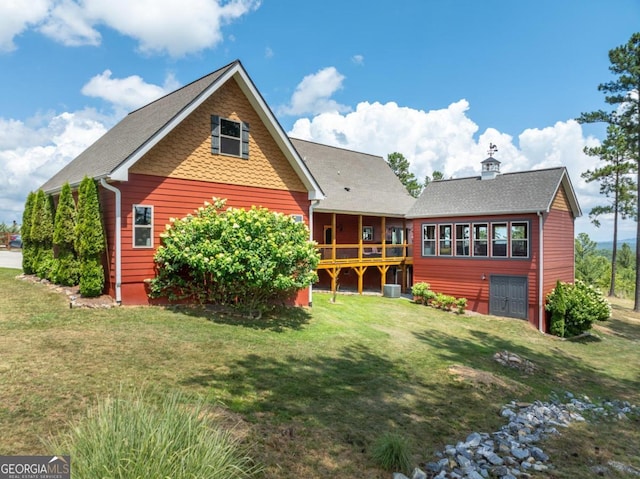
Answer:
[211, 115, 249, 159]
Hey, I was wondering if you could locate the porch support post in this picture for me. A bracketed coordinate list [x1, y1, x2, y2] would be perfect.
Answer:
[354, 266, 367, 294]
[332, 213, 337, 261]
[358, 215, 363, 260]
[326, 266, 341, 294]
[377, 265, 390, 293]
[381, 217, 386, 259]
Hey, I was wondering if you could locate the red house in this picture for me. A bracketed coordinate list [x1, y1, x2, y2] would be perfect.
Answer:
[41, 60, 323, 305]
[407, 154, 582, 332]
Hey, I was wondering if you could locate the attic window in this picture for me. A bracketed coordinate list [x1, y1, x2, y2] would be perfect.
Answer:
[211, 115, 249, 159]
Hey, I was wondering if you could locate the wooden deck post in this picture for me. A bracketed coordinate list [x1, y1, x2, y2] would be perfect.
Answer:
[354, 266, 367, 294]
[377, 264, 390, 293]
[331, 213, 337, 261]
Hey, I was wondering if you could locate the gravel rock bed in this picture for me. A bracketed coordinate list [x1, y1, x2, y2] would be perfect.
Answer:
[393, 392, 639, 479]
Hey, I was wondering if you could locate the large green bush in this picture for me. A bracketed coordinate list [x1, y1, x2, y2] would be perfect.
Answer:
[546, 280, 611, 337]
[48, 390, 258, 479]
[150, 198, 319, 315]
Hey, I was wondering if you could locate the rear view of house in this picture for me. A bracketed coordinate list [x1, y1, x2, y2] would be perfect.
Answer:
[407, 153, 581, 332]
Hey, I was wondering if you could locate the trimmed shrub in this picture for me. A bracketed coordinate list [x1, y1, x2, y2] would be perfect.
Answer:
[546, 280, 611, 337]
[47, 390, 258, 479]
[411, 282, 430, 304]
[370, 432, 412, 473]
[455, 297, 467, 314]
[150, 198, 319, 315]
[76, 177, 105, 297]
[21, 191, 37, 274]
[30, 190, 55, 280]
[52, 183, 80, 286]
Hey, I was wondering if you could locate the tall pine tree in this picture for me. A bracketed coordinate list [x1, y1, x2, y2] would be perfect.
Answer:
[386, 152, 422, 198]
[578, 32, 640, 310]
[582, 124, 636, 296]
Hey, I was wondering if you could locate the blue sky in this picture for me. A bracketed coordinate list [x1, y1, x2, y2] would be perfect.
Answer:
[1, 0, 639, 242]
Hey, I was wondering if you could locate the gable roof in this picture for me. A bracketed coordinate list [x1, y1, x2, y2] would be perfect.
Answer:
[407, 167, 582, 218]
[41, 61, 323, 200]
[291, 138, 416, 217]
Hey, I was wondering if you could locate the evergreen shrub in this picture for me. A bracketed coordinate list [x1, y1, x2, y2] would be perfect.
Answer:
[546, 280, 611, 337]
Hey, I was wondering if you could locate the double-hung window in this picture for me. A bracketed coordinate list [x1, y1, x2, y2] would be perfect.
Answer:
[455, 224, 470, 256]
[422, 225, 436, 256]
[491, 223, 508, 257]
[511, 222, 529, 257]
[439, 224, 452, 256]
[473, 223, 488, 256]
[211, 115, 250, 159]
[133, 205, 153, 248]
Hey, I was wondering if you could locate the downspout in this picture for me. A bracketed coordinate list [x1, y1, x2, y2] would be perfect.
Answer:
[100, 179, 122, 304]
[308, 199, 320, 307]
[537, 211, 544, 333]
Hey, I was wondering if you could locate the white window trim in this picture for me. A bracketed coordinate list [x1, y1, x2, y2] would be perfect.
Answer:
[472, 222, 489, 257]
[510, 222, 530, 258]
[439, 223, 453, 256]
[455, 223, 470, 256]
[133, 204, 154, 249]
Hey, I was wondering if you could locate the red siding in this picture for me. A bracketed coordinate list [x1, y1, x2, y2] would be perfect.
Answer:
[412, 214, 542, 328]
[100, 173, 310, 305]
[543, 207, 575, 293]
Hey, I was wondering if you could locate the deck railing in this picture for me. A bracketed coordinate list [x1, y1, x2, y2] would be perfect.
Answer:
[317, 243, 413, 264]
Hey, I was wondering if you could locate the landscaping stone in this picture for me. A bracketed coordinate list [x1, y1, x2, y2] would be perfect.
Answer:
[398, 392, 638, 479]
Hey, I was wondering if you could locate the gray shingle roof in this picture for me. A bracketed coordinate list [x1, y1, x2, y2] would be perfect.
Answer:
[291, 138, 416, 216]
[407, 167, 581, 218]
[41, 62, 237, 193]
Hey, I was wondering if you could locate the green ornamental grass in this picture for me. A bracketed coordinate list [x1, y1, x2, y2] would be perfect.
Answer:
[48, 390, 258, 479]
[370, 432, 412, 473]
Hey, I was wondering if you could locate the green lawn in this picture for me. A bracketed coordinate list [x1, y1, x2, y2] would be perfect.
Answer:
[0, 268, 638, 478]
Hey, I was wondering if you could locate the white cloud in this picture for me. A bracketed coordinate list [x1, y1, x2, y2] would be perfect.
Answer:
[41, 0, 260, 57]
[352, 54, 364, 65]
[0, 110, 108, 224]
[279, 67, 350, 116]
[81, 70, 181, 111]
[4, 0, 260, 57]
[265, 46, 274, 58]
[289, 98, 625, 242]
[0, 0, 50, 52]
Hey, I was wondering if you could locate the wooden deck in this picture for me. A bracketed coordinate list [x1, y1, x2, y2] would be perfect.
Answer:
[316, 243, 413, 294]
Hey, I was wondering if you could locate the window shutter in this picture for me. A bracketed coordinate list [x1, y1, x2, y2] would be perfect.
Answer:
[211, 115, 220, 154]
[241, 122, 250, 159]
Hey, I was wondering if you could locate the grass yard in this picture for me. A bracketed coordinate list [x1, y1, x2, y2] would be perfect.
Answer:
[0, 267, 639, 477]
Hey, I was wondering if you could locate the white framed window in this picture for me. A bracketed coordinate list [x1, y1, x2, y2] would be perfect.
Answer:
[439, 224, 452, 256]
[362, 226, 374, 241]
[290, 214, 304, 223]
[455, 224, 470, 256]
[422, 224, 436, 256]
[133, 205, 153, 248]
[211, 115, 249, 159]
[511, 222, 529, 257]
[491, 223, 508, 257]
[473, 223, 488, 256]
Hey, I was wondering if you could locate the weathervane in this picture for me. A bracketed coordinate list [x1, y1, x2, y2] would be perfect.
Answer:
[488, 143, 498, 158]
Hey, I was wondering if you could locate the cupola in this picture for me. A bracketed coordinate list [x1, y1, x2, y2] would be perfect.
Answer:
[481, 143, 501, 180]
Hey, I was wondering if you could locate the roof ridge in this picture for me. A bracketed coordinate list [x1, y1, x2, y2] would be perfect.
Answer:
[290, 137, 382, 160]
[429, 166, 567, 184]
[126, 60, 240, 116]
